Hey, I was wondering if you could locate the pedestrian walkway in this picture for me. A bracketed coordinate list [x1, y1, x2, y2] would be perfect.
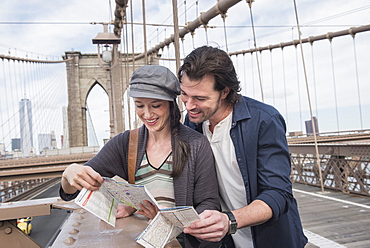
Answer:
[293, 183, 370, 248]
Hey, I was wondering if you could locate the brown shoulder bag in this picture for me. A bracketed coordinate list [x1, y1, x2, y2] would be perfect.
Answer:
[127, 128, 139, 184]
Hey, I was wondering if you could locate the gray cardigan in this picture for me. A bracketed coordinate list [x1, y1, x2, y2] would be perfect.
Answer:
[60, 123, 221, 247]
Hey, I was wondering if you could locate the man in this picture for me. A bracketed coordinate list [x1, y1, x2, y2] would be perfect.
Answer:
[178, 46, 308, 247]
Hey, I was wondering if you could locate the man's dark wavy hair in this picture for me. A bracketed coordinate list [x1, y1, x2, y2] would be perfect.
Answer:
[178, 46, 241, 105]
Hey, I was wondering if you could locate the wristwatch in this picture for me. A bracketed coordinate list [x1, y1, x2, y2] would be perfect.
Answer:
[223, 211, 238, 234]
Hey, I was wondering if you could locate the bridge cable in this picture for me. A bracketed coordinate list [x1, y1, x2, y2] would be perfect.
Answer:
[246, 1, 264, 102]
[27, 61, 37, 154]
[0, 59, 8, 147]
[122, 15, 129, 131]
[86, 104, 99, 146]
[129, 0, 136, 128]
[220, 13, 229, 53]
[294, 45, 303, 131]
[27, 62, 66, 154]
[310, 44, 319, 122]
[125, 12, 132, 130]
[181, 1, 188, 58]
[7, 61, 49, 155]
[250, 51, 255, 99]
[292, 0, 324, 193]
[259, 51, 264, 99]
[181, 38, 186, 58]
[8, 61, 18, 150]
[242, 54, 247, 96]
[141, 0, 148, 65]
[12, 60, 23, 148]
[204, 25, 209, 45]
[280, 48, 289, 127]
[108, 0, 114, 31]
[171, 0, 181, 72]
[1, 61, 19, 151]
[191, 1, 199, 49]
[351, 35, 364, 130]
[269, 50, 276, 105]
[328, 39, 340, 131]
[32, 63, 66, 153]
[4, 61, 19, 151]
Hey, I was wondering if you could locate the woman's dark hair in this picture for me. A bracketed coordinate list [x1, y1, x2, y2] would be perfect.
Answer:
[169, 100, 190, 178]
[178, 46, 241, 105]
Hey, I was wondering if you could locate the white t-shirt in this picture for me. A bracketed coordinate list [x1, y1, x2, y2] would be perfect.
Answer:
[203, 112, 253, 248]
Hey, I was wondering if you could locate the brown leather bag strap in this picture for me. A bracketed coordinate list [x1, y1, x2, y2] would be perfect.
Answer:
[128, 128, 139, 185]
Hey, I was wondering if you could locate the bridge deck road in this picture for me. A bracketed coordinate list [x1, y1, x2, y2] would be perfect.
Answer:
[293, 183, 370, 248]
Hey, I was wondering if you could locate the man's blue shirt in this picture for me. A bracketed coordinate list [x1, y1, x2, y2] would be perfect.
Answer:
[184, 96, 307, 247]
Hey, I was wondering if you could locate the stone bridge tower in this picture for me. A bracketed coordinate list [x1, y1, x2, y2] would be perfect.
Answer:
[63, 51, 159, 147]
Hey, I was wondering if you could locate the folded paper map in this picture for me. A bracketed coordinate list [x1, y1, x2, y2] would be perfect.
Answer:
[136, 206, 200, 248]
[75, 176, 159, 226]
[74, 176, 200, 247]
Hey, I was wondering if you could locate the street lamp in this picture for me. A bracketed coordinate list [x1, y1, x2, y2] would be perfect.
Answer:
[92, 23, 122, 138]
[92, 23, 121, 69]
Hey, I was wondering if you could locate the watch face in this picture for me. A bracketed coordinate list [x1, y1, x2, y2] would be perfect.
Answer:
[230, 221, 238, 234]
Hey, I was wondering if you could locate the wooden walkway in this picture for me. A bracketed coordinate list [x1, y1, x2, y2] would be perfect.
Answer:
[293, 183, 370, 248]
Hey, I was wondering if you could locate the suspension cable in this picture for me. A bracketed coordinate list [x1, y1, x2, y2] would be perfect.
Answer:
[328, 39, 340, 131]
[281, 48, 289, 127]
[310, 44, 319, 121]
[141, 0, 148, 65]
[269, 50, 276, 105]
[246, 1, 264, 102]
[123, 14, 130, 130]
[294, 45, 303, 131]
[220, 12, 229, 52]
[351, 35, 364, 129]
[243, 54, 247, 95]
[129, 0, 135, 128]
[292, 0, 324, 193]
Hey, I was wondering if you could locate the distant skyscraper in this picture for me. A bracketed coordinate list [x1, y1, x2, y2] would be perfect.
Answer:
[0, 143, 5, 155]
[305, 116, 319, 135]
[19, 98, 33, 156]
[38, 133, 51, 154]
[11, 138, 21, 151]
[51, 131, 57, 149]
[38, 131, 57, 154]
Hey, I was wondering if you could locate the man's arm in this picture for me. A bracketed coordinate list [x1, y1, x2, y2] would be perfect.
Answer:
[183, 199, 272, 242]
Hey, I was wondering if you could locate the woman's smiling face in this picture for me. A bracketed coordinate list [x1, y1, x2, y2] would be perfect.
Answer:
[134, 98, 170, 132]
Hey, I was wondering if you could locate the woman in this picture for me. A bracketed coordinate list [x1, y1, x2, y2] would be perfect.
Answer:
[60, 65, 220, 247]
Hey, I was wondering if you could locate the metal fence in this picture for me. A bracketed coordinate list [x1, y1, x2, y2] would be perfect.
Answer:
[291, 153, 370, 197]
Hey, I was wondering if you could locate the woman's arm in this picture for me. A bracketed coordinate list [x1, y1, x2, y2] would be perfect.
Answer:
[192, 135, 220, 213]
[61, 163, 104, 194]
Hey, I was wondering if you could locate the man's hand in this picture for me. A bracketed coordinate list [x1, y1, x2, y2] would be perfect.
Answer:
[61, 163, 104, 194]
[136, 200, 160, 219]
[116, 204, 136, 218]
[183, 210, 229, 242]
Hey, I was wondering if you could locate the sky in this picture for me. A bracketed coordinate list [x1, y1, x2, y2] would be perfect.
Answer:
[0, 0, 370, 150]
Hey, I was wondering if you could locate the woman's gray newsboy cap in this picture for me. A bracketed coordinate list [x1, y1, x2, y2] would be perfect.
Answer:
[128, 65, 180, 101]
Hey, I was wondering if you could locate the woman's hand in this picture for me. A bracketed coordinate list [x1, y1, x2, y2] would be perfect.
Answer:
[116, 204, 136, 218]
[61, 163, 104, 194]
[136, 200, 160, 219]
